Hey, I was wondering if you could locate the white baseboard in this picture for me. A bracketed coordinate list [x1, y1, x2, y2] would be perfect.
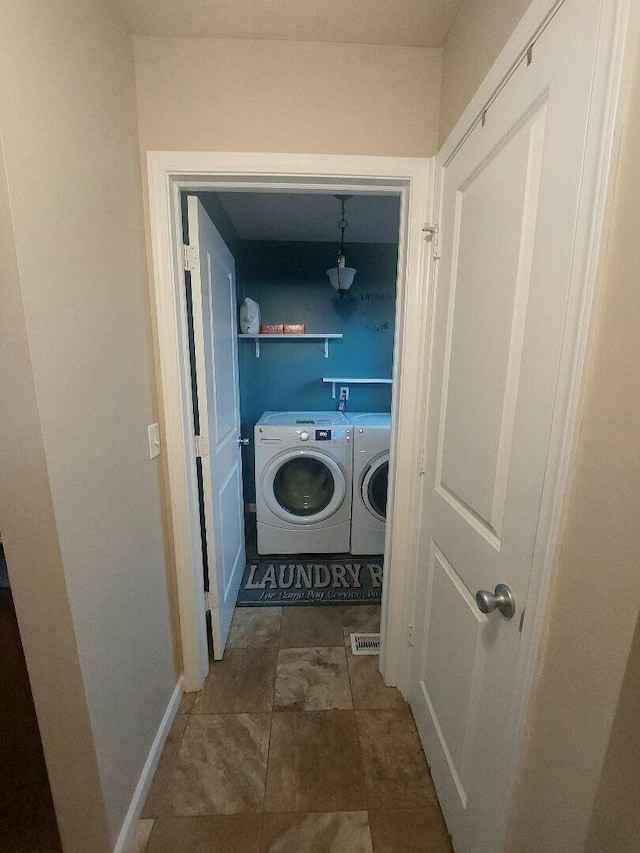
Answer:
[113, 680, 182, 853]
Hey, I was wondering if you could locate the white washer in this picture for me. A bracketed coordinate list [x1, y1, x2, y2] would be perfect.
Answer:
[348, 413, 391, 555]
[254, 412, 352, 554]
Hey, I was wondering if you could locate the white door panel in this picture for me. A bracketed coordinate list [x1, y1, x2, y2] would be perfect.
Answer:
[434, 103, 547, 590]
[217, 462, 244, 597]
[410, 1, 604, 850]
[208, 255, 239, 444]
[439, 111, 544, 544]
[188, 196, 245, 659]
[423, 546, 488, 782]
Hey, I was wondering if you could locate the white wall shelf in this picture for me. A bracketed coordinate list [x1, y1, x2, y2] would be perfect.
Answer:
[239, 333, 342, 359]
[322, 377, 393, 398]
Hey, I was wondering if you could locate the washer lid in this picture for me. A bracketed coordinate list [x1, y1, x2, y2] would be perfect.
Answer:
[262, 448, 347, 525]
[362, 454, 389, 521]
[258, 411, 349, 427]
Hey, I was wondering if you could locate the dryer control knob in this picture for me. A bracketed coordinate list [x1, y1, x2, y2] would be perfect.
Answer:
[299, 430, 310, 441]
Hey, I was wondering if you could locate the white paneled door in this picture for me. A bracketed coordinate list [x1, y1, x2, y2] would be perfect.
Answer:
[187, 196, 245, 659]
[410, 2, 607, 851]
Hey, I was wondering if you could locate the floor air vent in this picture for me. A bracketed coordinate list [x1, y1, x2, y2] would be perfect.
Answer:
[350, 633, 381, 655]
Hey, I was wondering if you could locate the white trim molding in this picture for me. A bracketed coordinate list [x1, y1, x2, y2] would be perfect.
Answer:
[146, 151, 434, 692]
[113, 681, 182, 853]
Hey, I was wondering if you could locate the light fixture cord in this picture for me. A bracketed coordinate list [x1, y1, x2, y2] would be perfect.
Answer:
[339, 198, 347, 260]
[337, 198, 348, 295]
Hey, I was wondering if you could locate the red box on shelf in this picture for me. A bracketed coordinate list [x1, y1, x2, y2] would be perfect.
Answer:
[260, 324, 284, 334]
[283, 324, 305, 334]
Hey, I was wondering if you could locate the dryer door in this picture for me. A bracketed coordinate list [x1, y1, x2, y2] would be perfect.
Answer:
[362, 453, 389, 522]
[263, 449, 346, 525]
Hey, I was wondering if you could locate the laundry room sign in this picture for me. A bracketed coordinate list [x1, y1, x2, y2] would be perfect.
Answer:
[236, 560, 384, 606]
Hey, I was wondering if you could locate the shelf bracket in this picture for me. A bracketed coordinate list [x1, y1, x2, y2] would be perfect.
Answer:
[329, 380, 337, 398]
[324, 337, 329, 359]
[254, 339, 260, 358]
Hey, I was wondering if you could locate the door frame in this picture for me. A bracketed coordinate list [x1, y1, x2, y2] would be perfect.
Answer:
[414, 0, 634, 844]
[147, 152, 435, 690]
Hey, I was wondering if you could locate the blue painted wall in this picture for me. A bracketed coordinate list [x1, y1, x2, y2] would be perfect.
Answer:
[237, 241, 398, 503]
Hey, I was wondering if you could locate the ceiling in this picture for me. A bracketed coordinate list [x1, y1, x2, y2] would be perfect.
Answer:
[118, 0, 462, 47]
[207, 192, 401, 243]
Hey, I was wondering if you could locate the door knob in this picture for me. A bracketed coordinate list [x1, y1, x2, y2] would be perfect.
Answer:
[238, 437, 250, 446]
[475, 584, 515, 619]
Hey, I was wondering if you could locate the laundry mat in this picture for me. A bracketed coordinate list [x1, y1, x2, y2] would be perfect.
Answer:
[236, 559, 383, 606]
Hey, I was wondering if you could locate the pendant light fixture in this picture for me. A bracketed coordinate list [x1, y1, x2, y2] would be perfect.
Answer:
[326, 195, 356, 297]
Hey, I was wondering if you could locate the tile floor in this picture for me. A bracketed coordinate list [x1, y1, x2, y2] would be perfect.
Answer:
[135, 605, 452, 852]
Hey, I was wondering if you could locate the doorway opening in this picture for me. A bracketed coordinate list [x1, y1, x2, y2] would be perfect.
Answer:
[182, 189, 402, 659]
[147, 154, 433, 692]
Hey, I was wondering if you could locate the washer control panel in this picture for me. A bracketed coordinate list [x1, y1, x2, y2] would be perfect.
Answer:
[294, 427, 350, 443]
[257, 424, 351, 445]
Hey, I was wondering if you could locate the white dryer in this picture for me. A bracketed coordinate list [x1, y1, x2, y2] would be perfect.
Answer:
[254, 412, 352, 554]
[348, 413, 391, 555]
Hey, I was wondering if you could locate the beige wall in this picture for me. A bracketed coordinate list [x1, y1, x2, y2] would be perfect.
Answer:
[134, 36, 441, 157]
[439, 0, 533, 143]
[585, 614, 640, 852]
[0, 135, 112, 853]
[0, 1, 176, 847]
[508, 29, 640, 853]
